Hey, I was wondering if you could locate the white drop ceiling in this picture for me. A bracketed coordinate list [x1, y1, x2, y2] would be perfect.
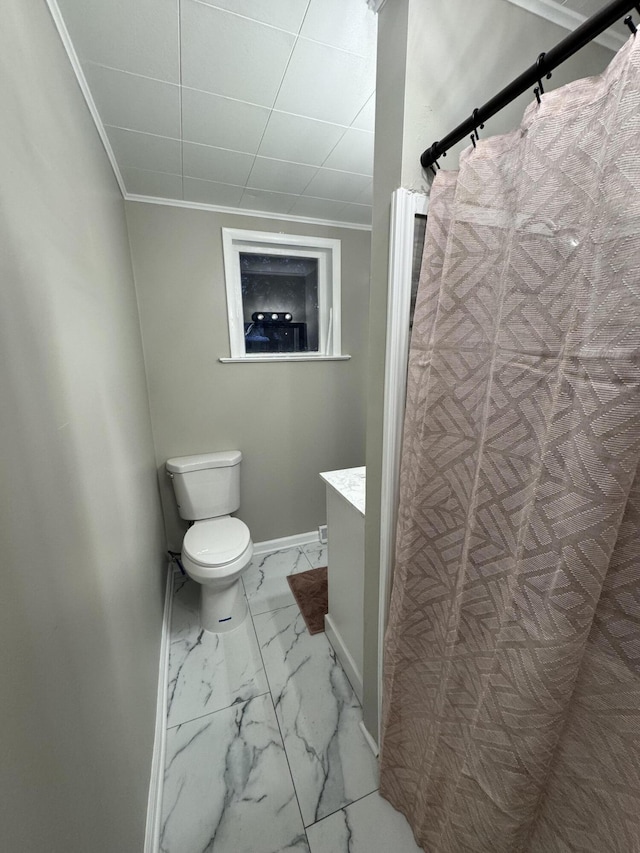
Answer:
[50, 0, 627, 228]
[53, 0, 377, 227]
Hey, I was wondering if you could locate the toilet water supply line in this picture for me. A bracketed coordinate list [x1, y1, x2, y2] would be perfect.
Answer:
[168, 550, 186, 575]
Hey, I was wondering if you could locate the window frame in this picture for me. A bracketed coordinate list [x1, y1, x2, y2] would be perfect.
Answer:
[220, 228, 346, 362]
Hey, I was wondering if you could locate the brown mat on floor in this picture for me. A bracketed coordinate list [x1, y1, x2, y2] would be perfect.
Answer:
[287, 567, 328, 635]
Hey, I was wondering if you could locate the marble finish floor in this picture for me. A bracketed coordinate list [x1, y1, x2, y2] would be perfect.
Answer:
[160, 541, 423, 853]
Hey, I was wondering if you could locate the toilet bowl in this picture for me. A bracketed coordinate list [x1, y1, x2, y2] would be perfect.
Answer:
[182, 516, 253, 632]
[166, 450, 253, 634]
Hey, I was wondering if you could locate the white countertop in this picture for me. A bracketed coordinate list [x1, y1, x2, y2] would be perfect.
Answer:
[319, 466, 366, 516]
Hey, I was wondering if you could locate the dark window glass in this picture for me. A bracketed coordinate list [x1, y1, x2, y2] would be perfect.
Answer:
[240, 253, 319, 354]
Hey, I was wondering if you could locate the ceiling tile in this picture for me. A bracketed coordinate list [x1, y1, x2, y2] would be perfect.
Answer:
[274, 38, 375, 125]
[302, 168, 372, 203]
[183, 177, 245, 207]
[106, 127, 182, 174]
[180, 1, 295, 106]
[339, 203, 372, 225]
[195, 0, 309, 33]
[122, 168, 183, 199]
[182, 142, 254, 184]
[323, 128, 373, 175]
[288, 196, 353, 221]
[247, 157, 318, 194]
[56, 0, 179, 83]
[351, 94, 375, 132]
[257, 112, 346, 166]
[300, 0, 377, 56]
[240, 188, 297, 214]
[83, 63, 180, 139]
[182, 88, 270, 153]
[352, 180, 373, 206]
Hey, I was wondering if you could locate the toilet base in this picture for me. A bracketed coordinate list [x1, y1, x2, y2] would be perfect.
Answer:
[200, 578, 248, 634]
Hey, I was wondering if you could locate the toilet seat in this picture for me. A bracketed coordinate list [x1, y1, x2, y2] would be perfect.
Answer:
[183, 516, 251, 568]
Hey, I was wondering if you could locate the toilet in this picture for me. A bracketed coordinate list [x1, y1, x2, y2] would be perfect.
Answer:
[166, 450, 253, 633]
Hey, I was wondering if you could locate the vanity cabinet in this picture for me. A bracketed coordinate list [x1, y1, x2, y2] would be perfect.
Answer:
[319, 466, 365, 702]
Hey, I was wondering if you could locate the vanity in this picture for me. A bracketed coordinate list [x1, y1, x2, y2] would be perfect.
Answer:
[319, 466, 365, 703]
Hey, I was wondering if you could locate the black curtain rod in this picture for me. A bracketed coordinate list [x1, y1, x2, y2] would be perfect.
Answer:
[420, 0, 639, 170]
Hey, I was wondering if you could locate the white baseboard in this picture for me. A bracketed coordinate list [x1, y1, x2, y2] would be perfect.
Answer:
[324, 613, 363, 704]
[252, 530, 320, 556]
[144, 565, 173, 853]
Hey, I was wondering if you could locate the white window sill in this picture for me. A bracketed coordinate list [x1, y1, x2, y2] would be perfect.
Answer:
[219, 355, 352, 364]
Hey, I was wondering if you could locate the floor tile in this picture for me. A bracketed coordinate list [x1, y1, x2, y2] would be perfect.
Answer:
[243, 547, 310, 615]
[253, 605, 378, 826]
[167, 578, 268, 728]
[160, 694, 309, 853]
[306, 791, 422, 853]
[300, 542, 328, 569]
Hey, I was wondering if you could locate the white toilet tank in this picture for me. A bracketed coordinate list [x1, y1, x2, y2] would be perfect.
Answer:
[166, 450, 242, 521]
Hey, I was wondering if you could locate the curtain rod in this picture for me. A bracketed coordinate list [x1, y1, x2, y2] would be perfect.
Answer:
[420, 0, 639, 170]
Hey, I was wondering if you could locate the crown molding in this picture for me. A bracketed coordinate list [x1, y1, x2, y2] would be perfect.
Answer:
[366, 0, 388, 12]
[45, 0, 128, 196]
[125, 194, 372, 231]
[504, 0, 626, 51]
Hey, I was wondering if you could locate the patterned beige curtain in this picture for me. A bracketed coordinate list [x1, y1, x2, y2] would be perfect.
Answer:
[380, 36, 640, 853]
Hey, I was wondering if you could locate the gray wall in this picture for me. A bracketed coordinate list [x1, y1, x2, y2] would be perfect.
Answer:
[363, 0, 615, 737]
[0, 3, 166, 851]
[125, 202, 370, 548]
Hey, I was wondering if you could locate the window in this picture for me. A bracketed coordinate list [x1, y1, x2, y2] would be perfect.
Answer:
[221, 228, 347, 362]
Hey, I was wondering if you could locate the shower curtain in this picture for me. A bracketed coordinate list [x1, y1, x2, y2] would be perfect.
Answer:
[380, 35, 640, 853]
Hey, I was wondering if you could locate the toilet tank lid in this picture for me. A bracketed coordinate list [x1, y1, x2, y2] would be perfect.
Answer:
[166, 450, 242, 474]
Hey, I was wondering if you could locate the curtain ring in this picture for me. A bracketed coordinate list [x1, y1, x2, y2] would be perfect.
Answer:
[538, 52, 552, 80]
[428, 144, 441, 175]
[536, 52, 547, 95]
[472, 108, 484, 141]
[433, 138, 448, 159]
